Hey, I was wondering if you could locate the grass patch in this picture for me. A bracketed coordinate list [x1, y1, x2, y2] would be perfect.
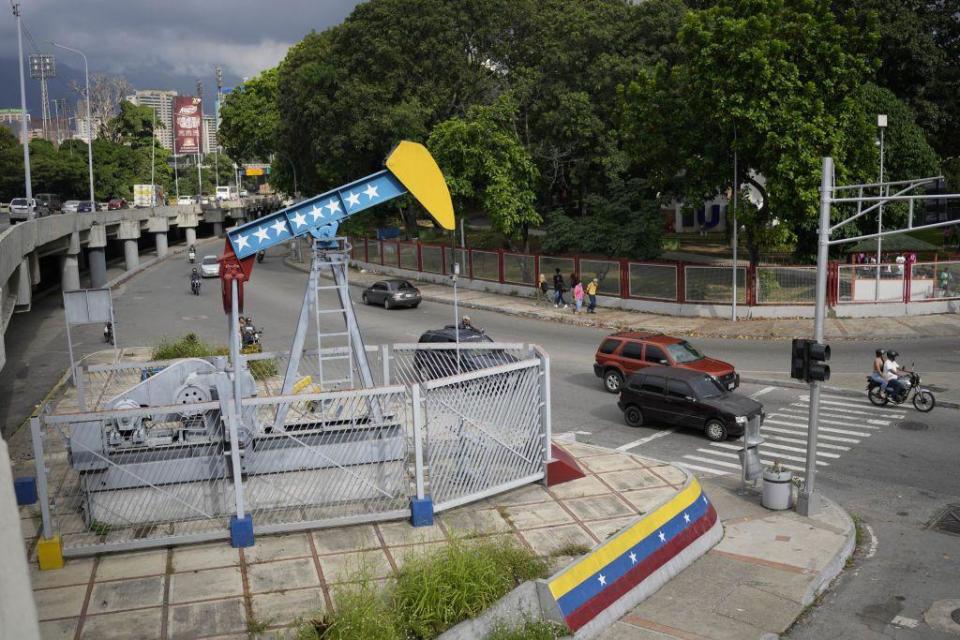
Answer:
[150, 333, 276, 381]
[246, 615, 271, 635]
[298, 537, 549, 640]
[550, 543, 591, 557]
[88, 520, 112, 536]
[487, 619, 571, 640]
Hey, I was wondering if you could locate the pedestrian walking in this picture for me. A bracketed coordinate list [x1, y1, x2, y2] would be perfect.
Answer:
[552, 269, 567, 308]
[586, 278, 598, 313]
[573, 280, 585, 314]
[536, 273, 548, 305]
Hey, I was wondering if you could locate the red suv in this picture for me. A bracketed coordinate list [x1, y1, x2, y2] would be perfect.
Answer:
[593, 331, 739, 393]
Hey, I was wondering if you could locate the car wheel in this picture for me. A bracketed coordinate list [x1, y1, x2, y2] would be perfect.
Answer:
[362, 293, 369, 305]
[603, 369, 623, 393]
[705, 419, 727, 442]
[384, 298, 392, 310]
[412, 302, 420, 309]
[623, 405, 644, 428]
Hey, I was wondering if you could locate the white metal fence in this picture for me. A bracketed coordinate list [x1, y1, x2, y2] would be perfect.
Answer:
[837, 264, 904, 303]
[755, 266, 817, 304]
[32, 343, 548, 556]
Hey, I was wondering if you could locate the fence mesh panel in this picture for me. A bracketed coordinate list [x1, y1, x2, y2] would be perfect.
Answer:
[580, 259, 620, 296]
[471, 250, 499, 281]
[367, 241, 382, 264]
[444, 247, 469, 275]
[628, 263, 677, 300]
[756, 267, 817, 304]
[421, 361, 544, 510]
[421, 245, 443, 273]
[910, 261, 960, 300]
[399, 243, 419, 270]
[382, 242, 399, 267]
[837, 264, 904, 302]
[684, 266, 746, 303]
[539, 257, 575, 282]
[503, 254, 535, 286]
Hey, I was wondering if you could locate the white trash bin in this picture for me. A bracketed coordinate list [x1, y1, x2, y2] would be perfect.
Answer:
[762, 467, 793, 510]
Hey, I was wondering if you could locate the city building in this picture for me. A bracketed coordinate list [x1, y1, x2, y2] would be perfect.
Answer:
[201, 114, 218, 154]
[74, 116, 103, 143]
[0, 108, 30, 142]
[126, 89, 177, 149]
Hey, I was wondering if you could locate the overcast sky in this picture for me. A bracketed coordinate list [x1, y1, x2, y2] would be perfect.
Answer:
[2, 0, 362, 100]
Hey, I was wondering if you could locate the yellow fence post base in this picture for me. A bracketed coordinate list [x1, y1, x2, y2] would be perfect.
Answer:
[37, 535, 64, 571]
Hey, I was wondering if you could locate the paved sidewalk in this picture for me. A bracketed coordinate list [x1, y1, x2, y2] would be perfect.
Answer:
[608, 473, 854, 639]
[286, 257, 960, 341]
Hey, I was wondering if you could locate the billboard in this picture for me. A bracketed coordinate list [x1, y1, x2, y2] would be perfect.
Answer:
[173, 96, 203, 154]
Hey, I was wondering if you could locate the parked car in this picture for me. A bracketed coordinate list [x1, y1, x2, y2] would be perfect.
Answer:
[617, 366, 763, 441]
[77, 201, 96, 213]
[96, 202, 109, 211]
[8, 197, 37, 223]
[594, 331, 739, 394]
[107, 198, 127, 210]
[414, 324, 517, 380]
[62, 200, 81, 214]
[177, 195, 196, 206]
[361, 279, 422, 309]
[35, 193, 61, 214]
[200, 194, 211, 205]
[200, 255, 220, 278]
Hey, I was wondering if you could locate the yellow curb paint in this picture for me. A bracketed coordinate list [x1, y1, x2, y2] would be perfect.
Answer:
[37, 535, 64, 571]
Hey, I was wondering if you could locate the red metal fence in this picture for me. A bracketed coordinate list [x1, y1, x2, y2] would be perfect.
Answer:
[350, 238, 960, 307]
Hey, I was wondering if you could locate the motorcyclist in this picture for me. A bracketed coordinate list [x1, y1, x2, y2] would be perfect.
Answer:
[188, 245, 196, 263]
[882, 351, 910, 398]
[869, 349, 886, 390]
[190, 268, 201, 293]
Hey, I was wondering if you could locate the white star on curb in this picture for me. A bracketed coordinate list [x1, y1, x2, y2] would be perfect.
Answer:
[683, 513, 691, 524]
[271, 219, 287, 236]
[254, 227, 269, 243]
[310, 205, 323, 220]
[326, 198, 342, 214]
[703, 496, 708, 505]
[629, 552, 637, 564]
[363, 183, 379, 199]
[235, 234, 250, 251]
[598, 574, 606, 586]
[291, 212, 307, 228]
[345, 191, 361, 208]
[658, 531, 666, 543]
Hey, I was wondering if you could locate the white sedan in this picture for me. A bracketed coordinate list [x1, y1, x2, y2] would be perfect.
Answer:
[200, 255, 220, 278]
[177, 195, 196, 206]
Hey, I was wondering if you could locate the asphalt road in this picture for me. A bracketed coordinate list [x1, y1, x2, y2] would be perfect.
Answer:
[1, 245, 959, 636]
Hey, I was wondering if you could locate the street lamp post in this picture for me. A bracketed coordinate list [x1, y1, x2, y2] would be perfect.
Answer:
[732, 123, 738, 321]
[13, 3, 32, 205]
[875, 114, 887, 301]
[51, 41, 94, 204]
[150, 106, 156, 206]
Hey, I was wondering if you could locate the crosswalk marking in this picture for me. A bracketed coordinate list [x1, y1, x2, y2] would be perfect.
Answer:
[672, 391, 900, 480]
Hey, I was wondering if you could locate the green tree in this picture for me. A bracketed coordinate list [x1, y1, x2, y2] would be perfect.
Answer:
[623, 0, 879, 264]
[218, 68, 279, 165]
[427, 98, 540, 245]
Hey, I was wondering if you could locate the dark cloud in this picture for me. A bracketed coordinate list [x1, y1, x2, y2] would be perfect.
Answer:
[2, 0, 361, 93]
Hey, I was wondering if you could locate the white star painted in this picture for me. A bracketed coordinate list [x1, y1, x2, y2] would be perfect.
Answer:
[703, 496, 708, 505]
[363, 183, 379, 200]
[253, 227, 270, 243]
[325, 198, 342, 214]
[309, 205, 324, 221]
[598, 574, 606, 587]
[629, 552, 637, 564]
[235, 234, 250, 251]
[683, 512, 691, 524]
[291, 212, 307, 228]
[271, 219, 287, 236]
[345, 191, 361, 208]
[658, 531, 666, 543]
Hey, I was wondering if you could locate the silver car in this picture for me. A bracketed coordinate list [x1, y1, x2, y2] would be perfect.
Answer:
[200, 255, 220, 278]
[62, 200, 81, 214]
[9, 198, 37, 223]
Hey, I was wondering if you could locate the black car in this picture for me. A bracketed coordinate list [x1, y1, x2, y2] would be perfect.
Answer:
[414, 324, 517, 380]
[77, 200, 95, 213]
[361, 279, 422, 309]
[617, 366, 763, 441]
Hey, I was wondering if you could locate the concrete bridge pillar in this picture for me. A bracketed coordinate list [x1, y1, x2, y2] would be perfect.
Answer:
[155, 232, 168, 257]
[213, 222, 223, 237]
[16, 258, 31, 307]
[147, 216, 170, 258]
[117, 219, 142, 272]
[60, 254, 80, 292]
[87, 223, 109, 288]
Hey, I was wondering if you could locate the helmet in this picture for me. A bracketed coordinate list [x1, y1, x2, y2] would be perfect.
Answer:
[887, 350, 899, 360]
[191, 267, 198, 274]
[875, 349, 884, 357]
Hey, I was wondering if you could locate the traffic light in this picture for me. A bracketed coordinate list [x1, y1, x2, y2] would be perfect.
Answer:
[790, 339, 831, 382]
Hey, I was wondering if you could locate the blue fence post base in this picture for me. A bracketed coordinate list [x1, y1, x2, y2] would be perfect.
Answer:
[14, 477, 38, 506]
[229, 515, 255, 548]
[410, 497, 434, 527]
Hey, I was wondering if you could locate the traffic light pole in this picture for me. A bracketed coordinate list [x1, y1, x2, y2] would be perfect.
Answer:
[798, 157, 833, 516]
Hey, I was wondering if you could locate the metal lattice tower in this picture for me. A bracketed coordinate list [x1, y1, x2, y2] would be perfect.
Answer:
[29, 54, 55, 141]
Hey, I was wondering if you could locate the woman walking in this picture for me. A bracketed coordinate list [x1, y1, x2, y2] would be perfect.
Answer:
[573, 279, 585, 314]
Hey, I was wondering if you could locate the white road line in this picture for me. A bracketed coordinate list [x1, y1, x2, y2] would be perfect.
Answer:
[764, 418, 872, 438]
[675, 461, 731, 476]
[762, 426, 860, 444]
[766, 434, 850, 451]
[697, 447, 828, 466]
[750, 386, 777, 399]
[769, 413, 880, 430]
[779, 407, 890, 425]
[791, 402, 905, 420]
[795, 398, 906, 418]
[713, 440, 841, 459]
[864, 523, 879, 559]
[682, 455, 742, 470]
[615, 429, 676, 452]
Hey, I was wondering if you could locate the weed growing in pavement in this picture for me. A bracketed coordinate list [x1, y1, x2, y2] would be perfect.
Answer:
[551, 543, 591, 557]
[88, 520, 112, 536]
[246, 614, 271, 635]
[300, 574, 400, 640]
[486, 619, 571, 640]
[151, 333, 221, 360]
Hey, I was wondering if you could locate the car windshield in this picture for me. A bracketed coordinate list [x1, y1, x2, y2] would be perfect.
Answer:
[689, 375, 726, 399]
[666, 341, 705, 364]
[395, 281, 415, 290]
[11, 199, 28, 206]
[202, 257, 218, 265]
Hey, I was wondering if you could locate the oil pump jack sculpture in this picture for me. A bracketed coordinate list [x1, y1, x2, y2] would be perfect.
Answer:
[70, 142, 455, 529]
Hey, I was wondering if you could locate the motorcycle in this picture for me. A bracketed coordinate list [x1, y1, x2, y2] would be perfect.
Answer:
[866, 367, 935, 412]
[191, 276, 201, 296]
[188, 248, 196, 264]
[103, 322, 114, 345]
[242, 323, 262, 347]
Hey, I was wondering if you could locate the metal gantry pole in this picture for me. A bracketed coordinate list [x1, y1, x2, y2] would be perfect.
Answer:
[731, 124, 738, 321]
[228, 279, 246, 519]
[798, 156, 833, 517]
[14, 3, 32, 203]
[52, 43, 94, 203]
[875, 126, 885, 301]
[150, 107, 156, 205]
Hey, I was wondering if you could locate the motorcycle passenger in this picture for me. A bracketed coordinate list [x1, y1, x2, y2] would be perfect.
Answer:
[869, 349, 886, 390]
[882, 351, 909, 398]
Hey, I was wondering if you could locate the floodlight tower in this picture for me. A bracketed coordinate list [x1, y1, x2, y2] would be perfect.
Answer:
[29, 54, 55, 141]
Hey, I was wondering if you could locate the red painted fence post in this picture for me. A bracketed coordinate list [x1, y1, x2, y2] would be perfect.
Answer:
[468, 249, 474, 279]
[676, 261, 686, 303]
[363, 237, 369, 263]
[620, 260, 630, 298]
[498, 249, 505, 284]
[417, 240, 423, 273]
